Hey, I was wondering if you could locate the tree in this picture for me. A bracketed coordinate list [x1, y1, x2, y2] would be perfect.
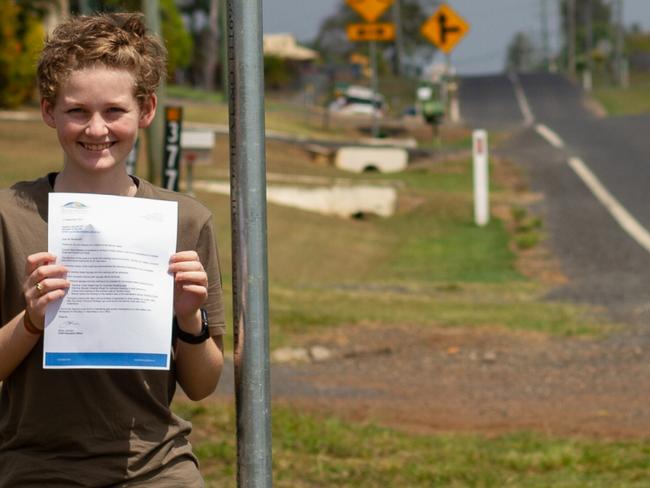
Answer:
[313, 0, 435, 74]
[176, 0, 222, 90]
[559, 0, 612, 69]
[72, 0, 194, 80]
[0, 0, 46, 107]
[505, 32, 536, 72]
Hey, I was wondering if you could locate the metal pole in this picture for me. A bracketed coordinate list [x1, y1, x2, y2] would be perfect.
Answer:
[220, 0, 229, 98]
[370, 40, 380, 138]
[391, 0, 405, 76]
[540, 0, 550, 70]
[143, 0, 165, 184]
[226, 1, 272, 487]
[584, 0, 593, 91]
[567, 0, 576, 77]
[79, 0, 91, 14]
[614, 0, 626, 87]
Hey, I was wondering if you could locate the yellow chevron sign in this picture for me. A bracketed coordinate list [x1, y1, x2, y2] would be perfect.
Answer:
[347, 23, 395, 42]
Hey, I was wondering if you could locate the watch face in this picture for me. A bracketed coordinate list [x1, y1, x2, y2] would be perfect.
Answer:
[201, 308, 209, 326]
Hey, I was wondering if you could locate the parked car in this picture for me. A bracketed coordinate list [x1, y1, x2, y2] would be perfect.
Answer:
[329, 85, 385, 117]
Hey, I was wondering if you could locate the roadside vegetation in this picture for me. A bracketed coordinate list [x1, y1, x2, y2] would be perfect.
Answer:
[177, 401, 650, 488]
[0, 95, 623, 487]
[592, 72, 650, 116]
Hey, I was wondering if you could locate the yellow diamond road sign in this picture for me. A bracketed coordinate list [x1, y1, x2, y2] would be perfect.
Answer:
[421, 4, 470, 54]
[346, 0, 394, 23]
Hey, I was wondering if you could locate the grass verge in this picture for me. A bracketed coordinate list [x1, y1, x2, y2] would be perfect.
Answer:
[591, 73, 650, 116]
[175, 401, 650, 488]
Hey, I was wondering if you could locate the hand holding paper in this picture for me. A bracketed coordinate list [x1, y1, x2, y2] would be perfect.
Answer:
[168, 250, 208, 332]
[45, 193, 178, 370]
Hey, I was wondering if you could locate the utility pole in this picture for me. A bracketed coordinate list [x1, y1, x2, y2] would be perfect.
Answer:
[584, 0, 593, 91]
[220, 0, 229, 97]
[391, 0, 405, 76]
[370, 40, 380, 138]
[226, 1, 273, 487]
[143, 0, 165, 184]
[613, 0, 627, 87]
[78, 0, 91, 14]
[567, 0, 576, 78]
[540, 0, 550, 70]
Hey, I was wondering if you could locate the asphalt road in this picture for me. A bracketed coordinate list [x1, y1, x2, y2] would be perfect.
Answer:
[459, 73, 650, 325]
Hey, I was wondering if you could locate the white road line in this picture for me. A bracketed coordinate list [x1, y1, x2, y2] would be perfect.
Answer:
[534, 124, 565, 149]
[508, 72, 535, 126]
[568, 157, 650, 254]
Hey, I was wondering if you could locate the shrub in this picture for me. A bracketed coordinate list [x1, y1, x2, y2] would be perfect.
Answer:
[0, 0, 45, 108]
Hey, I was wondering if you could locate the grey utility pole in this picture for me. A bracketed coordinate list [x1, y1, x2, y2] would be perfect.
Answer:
[391, 0, 405, 76]
[540, 0, 550, 70]
[220, 0, 229, 96]
[143, 0, 165, 184]
[567, 0, 577, 77]
[584, 0, 593, 91]
[613, 0, 627, 87]
[78, 0, 91, 14]
[226, 1, 272, 487]
[369, 40, 380, 138]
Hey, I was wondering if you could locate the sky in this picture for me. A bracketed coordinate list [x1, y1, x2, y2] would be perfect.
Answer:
[263, 0, 650, 74]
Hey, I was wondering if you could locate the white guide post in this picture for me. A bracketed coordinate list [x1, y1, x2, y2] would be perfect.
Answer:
[472, 129, 490, 226]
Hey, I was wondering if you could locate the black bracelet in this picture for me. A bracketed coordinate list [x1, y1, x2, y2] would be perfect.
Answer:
[173, 309, 210, 344]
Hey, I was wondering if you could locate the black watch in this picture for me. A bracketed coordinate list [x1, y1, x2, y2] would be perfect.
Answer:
[173, 309, 210, 344]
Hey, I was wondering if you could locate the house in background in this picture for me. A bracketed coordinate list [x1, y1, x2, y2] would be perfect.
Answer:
[262, 33, 319, 90]
[263, 33, 318, 63]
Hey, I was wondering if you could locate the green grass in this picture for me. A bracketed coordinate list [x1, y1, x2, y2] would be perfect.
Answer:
[592, 73, 650, 116]
[167, 84, 225, 104]
[0, 109, 612, 350]
[1, 102, 630, 487]
[174, 401, 650, 487]
[191, 153, 610, 348]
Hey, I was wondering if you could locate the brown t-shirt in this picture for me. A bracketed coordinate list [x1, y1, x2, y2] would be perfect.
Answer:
[0, 174, 225, 487]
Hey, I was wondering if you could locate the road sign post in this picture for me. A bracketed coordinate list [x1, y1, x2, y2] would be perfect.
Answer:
[345, 0, 394, 139]
[472, 130, 490, 227]
[226, 1, 273, 487]
[162, 106, 182, 192]
[143, 0, 165, 184]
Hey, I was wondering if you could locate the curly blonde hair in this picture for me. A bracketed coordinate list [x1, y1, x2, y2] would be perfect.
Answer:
[37, 13, 167, 106]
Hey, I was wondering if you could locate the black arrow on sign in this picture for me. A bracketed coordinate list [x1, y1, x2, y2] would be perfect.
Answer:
[438, 13, 460, 44]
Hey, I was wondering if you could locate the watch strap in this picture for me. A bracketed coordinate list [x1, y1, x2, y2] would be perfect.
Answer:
[173, 309, 210, 344]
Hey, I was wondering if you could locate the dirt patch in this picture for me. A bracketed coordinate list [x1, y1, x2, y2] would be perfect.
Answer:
[210, 321, 650, 440]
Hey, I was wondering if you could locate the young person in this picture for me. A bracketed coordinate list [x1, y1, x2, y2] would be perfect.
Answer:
[0, 13, 225, 487]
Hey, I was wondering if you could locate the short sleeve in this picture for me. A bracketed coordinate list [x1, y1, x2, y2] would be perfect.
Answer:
[196, 216, 226, 336]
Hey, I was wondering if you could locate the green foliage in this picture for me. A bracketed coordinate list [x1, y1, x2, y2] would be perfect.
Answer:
[95, 0, 194, 79]
[313, 0, 433, 68]
[160, 0, 193, 78]
[0, 0, 45, 108]
[264, 56, 292, 91]
[627, 32, 650, 54]
[559, 0, 613, 68]
[511, 206, 543, 250]
[506, 32, 537, 72]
